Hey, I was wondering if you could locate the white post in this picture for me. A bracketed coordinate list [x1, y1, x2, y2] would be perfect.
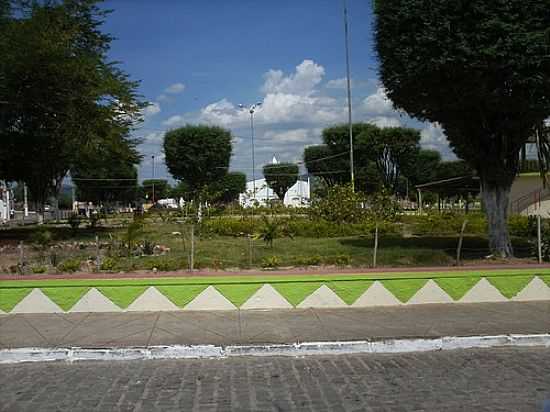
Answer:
[537, 214, 542, 264]
[5, 188, 10, 221]
[23, 184, 28, 217]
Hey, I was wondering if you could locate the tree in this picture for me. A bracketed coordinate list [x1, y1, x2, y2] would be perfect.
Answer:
[164, 125, 232, 194]
[436, 160, 474, 181]
[263, 163, 299, 201]
[359, 126, 420, 192]
[142, 179, 170, 201]
[374, 0, 550, 256]
[404, 149, 442, 186]
[0, 0, 144, 212]
[71, 134, 141, 205]
[304, 145, 348, 186]
[210, 172, 246, 204]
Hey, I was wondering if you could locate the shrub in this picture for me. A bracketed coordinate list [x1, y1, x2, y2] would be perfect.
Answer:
[57, 258, 81, 273]
[324, 255, 352, 266]
[410, 211, 486, 235]
[508, 215, 537, 237]
[142, 256, 183, 272]
[309, 184, 367, 223]
[68, 214, 81, 233]
[142, 239, 155, 255]
[294, 255, 322, 266]
[261, 255, 281, 268]
[201, 217, 257, 236]
[100, 256, 119, 271]
[254, 216, 293, 248]
[31, 265, 48, 274]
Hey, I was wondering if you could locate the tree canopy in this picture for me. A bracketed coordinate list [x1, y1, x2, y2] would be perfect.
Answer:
[163, 125, 232, 194]
[375, 0, 550, 256]
[0, 0, 144, 208]
[141, 179, 170, 201]
[263, 163, 299, 201]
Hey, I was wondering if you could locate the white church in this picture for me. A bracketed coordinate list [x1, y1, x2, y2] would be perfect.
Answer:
[239, 157, 311, 208]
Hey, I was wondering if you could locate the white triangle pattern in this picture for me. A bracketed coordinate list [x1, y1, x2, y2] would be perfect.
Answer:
[408, 280, 454, 305]
[512, 276, 550, 301]
[11, 288, 63, 313]
[241, 284, 292, 309]
[183, 285, 237, 311]
[297, 285, 347, 308]
[69, 288, 122, 313]
[351, 281, 402, 307]
[459, 278, 507, 303]
[126, 287, 180, 312]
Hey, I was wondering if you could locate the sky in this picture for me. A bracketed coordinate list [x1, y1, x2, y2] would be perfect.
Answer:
[101, 0, 454, 183]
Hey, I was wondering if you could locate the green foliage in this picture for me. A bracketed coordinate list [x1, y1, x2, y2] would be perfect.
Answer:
[88, 213, 101, 229]
[206, 172, 247, 204]
[374, 0, 550, 255]
[120, 217, 145, 256]
[100, 256, 119, 271]
[31, 265, 48, 274]
[31, 227, 53, 250]
[254, 216, 292, 248]
[310, 184, 367, 223]
[67, 214, 81, 233]
[325, 255, 352, 266]
[304, 145, 348, 186]
[410, 212, 486, 235]
[164, 125, 233, 193]
[261, 255, 281, 268]
[508, 215, 538, 238]
[365, 189, 401, 222]
[405, 149, 441, 186]
[0, 0, 144, 206]
[57, 258, 81, 273]
[263, 162, 299, 201]
[142, 179, 170, 201]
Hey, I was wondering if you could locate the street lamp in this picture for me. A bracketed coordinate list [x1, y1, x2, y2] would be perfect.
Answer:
[239, 102, 262, 203]
[342, 0, 355, 191]
[151, 155, 155, 204]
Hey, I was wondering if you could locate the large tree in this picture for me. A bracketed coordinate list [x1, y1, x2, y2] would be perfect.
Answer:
[0, 0, 143, 211]
[141, 179, 170, 201]
[263, 163, 299, 201]
[374, 0, 550, 256]
[163, 125, 232, 194]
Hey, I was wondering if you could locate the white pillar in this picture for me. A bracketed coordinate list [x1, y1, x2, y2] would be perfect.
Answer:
[5, 188, 10, 221]
[23, 183, 28, 217]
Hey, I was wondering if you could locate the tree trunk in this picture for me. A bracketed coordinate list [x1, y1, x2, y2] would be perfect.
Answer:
[480, 180, 513, 257]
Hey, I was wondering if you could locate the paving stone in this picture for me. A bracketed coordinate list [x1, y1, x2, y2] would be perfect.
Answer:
[0, 348, 548, 411]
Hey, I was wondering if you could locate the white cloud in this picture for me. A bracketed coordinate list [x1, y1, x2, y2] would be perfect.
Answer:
[261, 60, 324, 96]
[362, 87, 394, 115]
[263, 128, 320, 144]
[163, 115, 185, 127]
[420, 122, 448, 148]
[326, 78, 349, 89]
[143, 131, 164, 143]
[143, 102, 161, 118]
[368, 116, 402, 128]
[165, 83, 186, 94]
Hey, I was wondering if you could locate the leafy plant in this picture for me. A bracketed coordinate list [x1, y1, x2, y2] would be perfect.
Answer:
[57, 258, 81, 273]
[261, 255, 281, 268]
[310, 184, 367, 224]
[68, 214, 81, 234]
[31, 265, 48, 274]
[100, 256, 119, 271]
[141, 239, 155, 255]
[254, 216, 293, 248]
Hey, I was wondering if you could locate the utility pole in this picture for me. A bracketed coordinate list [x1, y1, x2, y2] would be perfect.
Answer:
[343, 0, 355, 191]
[239, 103, 262, 204]
[23, 183, 28, 217]
[151, 155, 155, 205]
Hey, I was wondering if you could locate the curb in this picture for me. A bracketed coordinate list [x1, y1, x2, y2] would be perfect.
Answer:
[1, 334, 549, 364]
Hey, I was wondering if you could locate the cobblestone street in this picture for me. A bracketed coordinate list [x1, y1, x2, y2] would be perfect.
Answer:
[1, 347, 549, 411]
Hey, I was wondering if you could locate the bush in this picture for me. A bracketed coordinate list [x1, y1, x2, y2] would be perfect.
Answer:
[294, 255, 322, 266]
[324, 255, 352, 266]
[201, 217, 257, 236]
[57, 258, 81, 273]
[100, 256, 119, 271]
[309, 184, 368, 223]
[142, 256, 183, 272]
[31, 265, 48, 274]
[508, 215, 537, 237]
[68, 214, 81, 233]
[410, 211, 486, 235]
[261, 255, 281, 268]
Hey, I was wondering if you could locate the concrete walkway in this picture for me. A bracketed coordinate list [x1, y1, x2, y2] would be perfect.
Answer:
[1, 301, 548, 349]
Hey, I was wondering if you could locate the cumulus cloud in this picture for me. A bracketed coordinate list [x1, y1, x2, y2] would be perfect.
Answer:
[165, 83, 186, 94]
[142, 131, 164, 143]
[263, 128, 320, 144]
[163, 115, 185, 127]
[142, 102, 161, 118]
[362, 87, 394, 115]
[326, 78, 349, 89]
[261, 60, 324, 96]
[368, 116, 402, 128]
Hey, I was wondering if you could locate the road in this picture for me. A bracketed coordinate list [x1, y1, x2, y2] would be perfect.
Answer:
[1, 348, 549, 411]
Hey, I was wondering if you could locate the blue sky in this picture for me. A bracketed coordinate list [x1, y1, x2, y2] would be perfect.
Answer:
[102, 0, 452, 182]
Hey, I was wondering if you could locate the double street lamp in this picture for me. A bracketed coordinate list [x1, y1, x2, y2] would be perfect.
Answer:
[239, 102, 262, 203]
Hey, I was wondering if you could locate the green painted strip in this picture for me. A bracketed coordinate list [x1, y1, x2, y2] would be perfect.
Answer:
[486, 275, 535, 299]
[96, 286, 148, 309]
[1, 269, 548, 289]
[156, 285, 208, 308]
[0, 288, 32, 312]
[273, 282, 324, 307]
[328, 280, 373, 305]
[541, 275, 550, 287]
[215, 284, 262, 308]
[40, 287, 91, 311]
[381, 279, 428, 303]
[434, 277, 481, 301]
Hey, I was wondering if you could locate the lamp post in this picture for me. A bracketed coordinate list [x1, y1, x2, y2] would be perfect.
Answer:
[151, 155, 155, 205]
[343, 0, 355, 191]
[239, 102, 262, 203]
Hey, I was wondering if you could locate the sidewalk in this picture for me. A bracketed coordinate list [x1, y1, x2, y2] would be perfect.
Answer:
[1, 301, 548, 349]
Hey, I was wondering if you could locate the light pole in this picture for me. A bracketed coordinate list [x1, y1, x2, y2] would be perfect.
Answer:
[239, 102, 262, 203]
[343, 0, 355, 191]
[151, 155, 155, 204]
